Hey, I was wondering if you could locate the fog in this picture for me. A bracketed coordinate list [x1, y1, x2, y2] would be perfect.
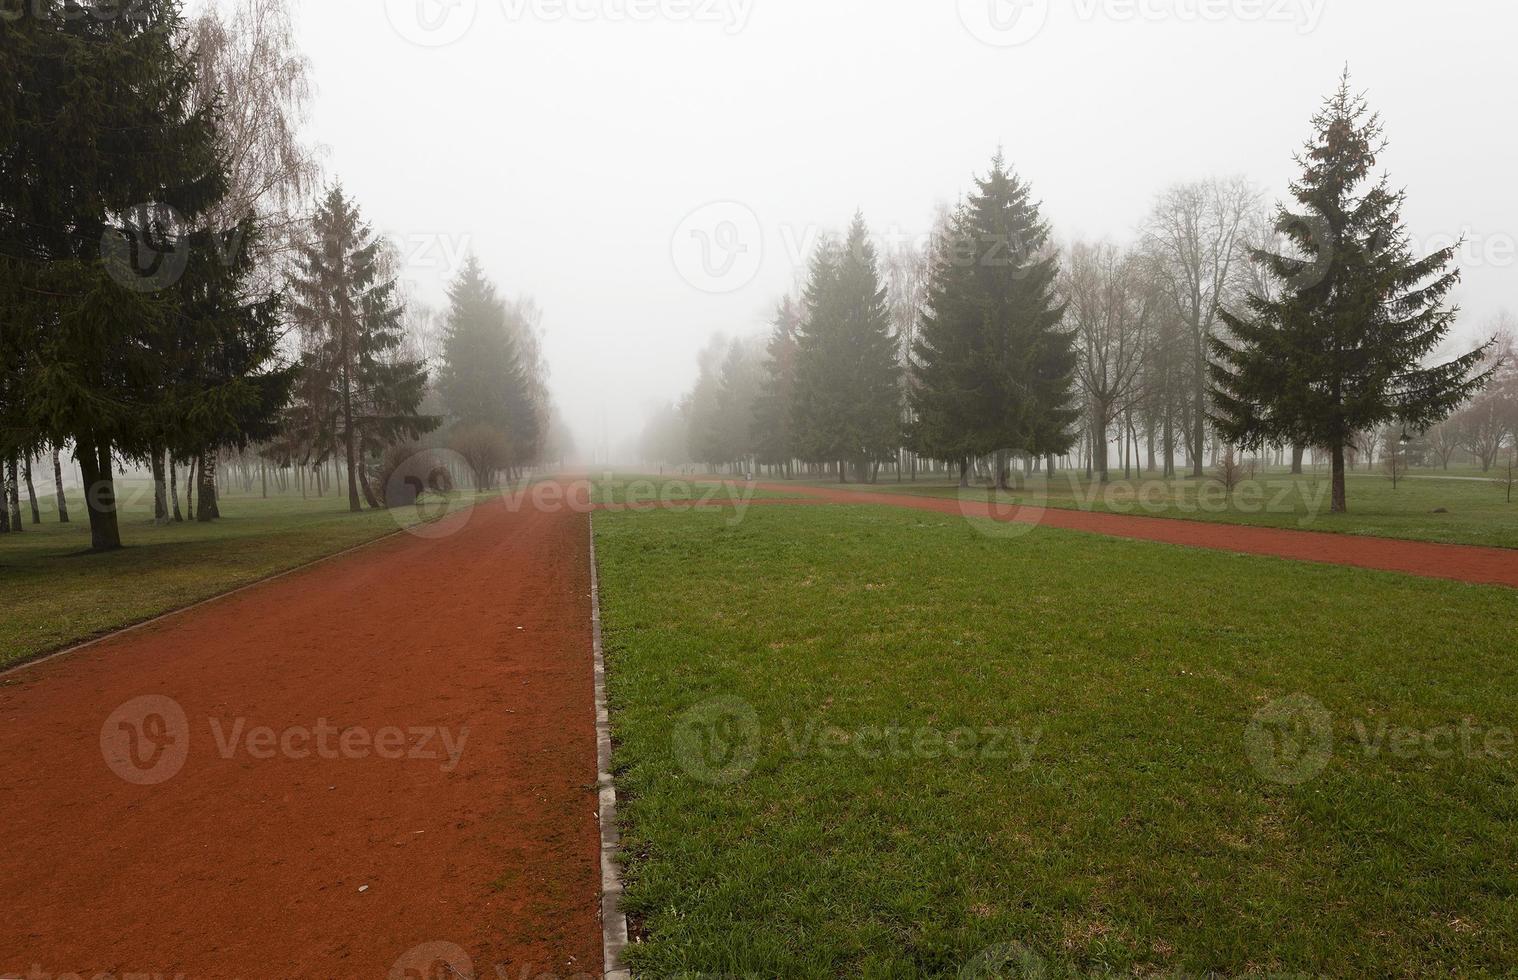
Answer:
[277, 0, 1517, 460]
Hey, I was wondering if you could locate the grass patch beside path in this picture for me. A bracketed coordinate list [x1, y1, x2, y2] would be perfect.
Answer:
[595, 503, 1518, 977]
[794, 468, 1518, 550]
[0, 481, 482, 669]
[589, 474, 799, 507]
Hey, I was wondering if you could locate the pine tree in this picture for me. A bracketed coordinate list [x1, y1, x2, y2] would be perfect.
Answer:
[753, 297, 802, 475]
[437, 256, 539, 484]
[170, 219, 297, 522]
[1, 0, 229, 550]
[684, 336, 728, 468]
[1212, 73, 1493, 513]
[288, 186, 436, 511]
[910, 153, 1078, 487]
[791, 215, 902, 483]
[714, 338, 762, 468]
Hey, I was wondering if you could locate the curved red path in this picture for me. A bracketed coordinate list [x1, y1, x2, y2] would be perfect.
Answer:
[753, 482, 1518, 589]
[0, 497, 602, 980]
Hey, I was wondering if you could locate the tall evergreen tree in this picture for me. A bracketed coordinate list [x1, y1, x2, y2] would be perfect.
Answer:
[1, 0, 228, 550]
[168, 219, 297, 522]
[910, 153, 1078, 487]
[287, 186, 436, 511]
[791, 215, 902, 482]
[752, 296, 802, 475]
[1212, 73, 1493, 513]
[437, 256, 539, 481]
[685, 335, 728, 467]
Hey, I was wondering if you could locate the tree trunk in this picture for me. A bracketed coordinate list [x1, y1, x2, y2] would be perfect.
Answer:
[185, 456, 197, 521]
[197, 448, 220, 522]
[24, 455, 40, 524]
[169, 454, 183, 522]
[358, 460, 381, 509]
[1291, 445, 1305, 475]
[1162, 402, 1175, 478]
[1093, 407, 1110, 483]
[261, 461, 268, 499]
[958, 458, 970, 489]
[76, 438, 122, 551]
[151, 449, 168, 523]
[1330, 441, 1347, 514]
[7, 456, 23, 532]
[339, 314, 362, 510]
[1191, 334, 1207, 479]
[52, 449, 70, 523]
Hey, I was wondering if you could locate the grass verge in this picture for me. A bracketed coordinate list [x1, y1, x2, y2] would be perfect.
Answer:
[0, 481, 482, 670]
[793, 468, 1518, 550]
[596, 502, 1518, 977]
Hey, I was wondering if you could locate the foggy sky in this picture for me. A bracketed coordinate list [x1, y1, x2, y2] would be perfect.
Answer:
[273, 0, 1515, 460]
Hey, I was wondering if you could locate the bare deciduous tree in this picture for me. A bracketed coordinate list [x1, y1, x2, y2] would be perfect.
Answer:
[1426, 421, 1462, 470]
[1143, 177, 1261, 479]
[1061, 241, 1155, 483]
[189, 0, 321, 264]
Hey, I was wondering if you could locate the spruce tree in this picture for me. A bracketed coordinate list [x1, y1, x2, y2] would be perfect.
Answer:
[910, 153, 1078, 487]
[168, 218, 297, 522]
[1212, 73, 1493, 513]
[752, 297, 802, 475]
[288, 186, 436, 511]
[1, 0, 227, 550]
[438, 256, 538, 482]
[791, 215, 902, 482]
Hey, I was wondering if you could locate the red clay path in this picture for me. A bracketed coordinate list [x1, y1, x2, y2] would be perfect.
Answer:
[754, 482, 1518, 589]
[0, 496, 602, 980]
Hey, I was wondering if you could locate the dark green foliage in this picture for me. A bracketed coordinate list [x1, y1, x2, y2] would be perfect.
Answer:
[910, 154, 1078, 475]
[287, 186, 436, 511]
[0, 0, 264, 549]
[1212, 73, 1492, 512]
[437, 256, 539, 473]
[790, 215, 902, 479]
[685, 335, 761, 469]
[752, 297, 802, 471]
[159, 220, 297, 475]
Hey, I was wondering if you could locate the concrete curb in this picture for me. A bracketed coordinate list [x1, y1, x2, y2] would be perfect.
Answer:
[589, 512, 631, 979]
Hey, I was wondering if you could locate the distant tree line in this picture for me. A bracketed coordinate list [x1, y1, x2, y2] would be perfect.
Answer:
[645, 72, 1508, 512]
[0, 0, 558, 548]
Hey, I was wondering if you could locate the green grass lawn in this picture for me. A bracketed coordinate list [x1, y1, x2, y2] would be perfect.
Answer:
[0, 480, 482, 669]
[588, 473, 800, 506]
[790, 467, 1518, 550]
[595, 501, 1518, 977]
